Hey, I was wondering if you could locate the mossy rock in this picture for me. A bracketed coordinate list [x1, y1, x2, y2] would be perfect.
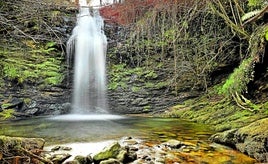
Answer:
[0, 109, 16, 120]
[235, 118, 268, 161]
[74, 155, 93, 164]
[0, 135, 45, 159]
[237, 117, 268, 135]
[93, 142, 121, 164]
[210, 118, 268, 162]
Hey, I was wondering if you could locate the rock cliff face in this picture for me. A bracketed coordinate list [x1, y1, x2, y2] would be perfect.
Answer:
[107, 79, 199, 114]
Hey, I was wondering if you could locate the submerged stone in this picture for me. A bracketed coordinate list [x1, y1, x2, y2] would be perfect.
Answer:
[162, 139, 185, 149]
[99, 158, 120, 164]
[51, 145, 61, 151]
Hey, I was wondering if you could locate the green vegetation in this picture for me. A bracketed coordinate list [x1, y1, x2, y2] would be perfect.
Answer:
[248, 0, 265, 8]
[162, 94, 268, 131]
[108, 63, 161, 90]
[217, 22, 268, 110]
[143, 105, 151, 111]
[109, 0, 237, 93]
[107, 0, 268, 118]
[0, 41, 64, 87]
[0, 109, 15, 120]
[0, 0, 69, 88]
[218, 58, 253, 97]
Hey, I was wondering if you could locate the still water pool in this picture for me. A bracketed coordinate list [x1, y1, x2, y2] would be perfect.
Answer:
[0, 114, 256, 163]
[0, 115, 212, 145]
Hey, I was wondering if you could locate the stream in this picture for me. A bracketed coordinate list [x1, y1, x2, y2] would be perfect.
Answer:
[0, 115, 256, 163]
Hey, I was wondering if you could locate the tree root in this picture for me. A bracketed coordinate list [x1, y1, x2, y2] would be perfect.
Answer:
[19, 148, 53, 164]
[232, 92, 258, 112]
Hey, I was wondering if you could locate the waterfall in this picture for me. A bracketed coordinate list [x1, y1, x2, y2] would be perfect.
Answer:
[67, 0, 108, 114]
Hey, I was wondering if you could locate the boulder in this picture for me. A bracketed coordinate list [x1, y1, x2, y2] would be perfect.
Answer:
[93, 142, 121, 164]
[0, 135, 45, 152]
[1, 98, 26, 111]
[93, 141, 137, 164]
[210, 118, 268, 162]
[50, 153, 71, 164]
[74, 155, 93, 164]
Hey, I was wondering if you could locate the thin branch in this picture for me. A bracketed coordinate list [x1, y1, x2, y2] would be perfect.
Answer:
[229, 0, 238, 26]
[209, 1, 250, 39]
[243, 5, 268, 26]
[20, 148, 53, 164]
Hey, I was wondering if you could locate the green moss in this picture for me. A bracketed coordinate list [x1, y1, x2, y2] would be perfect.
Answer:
[238, 118, 268, 135]
[143, 105, 151, 111]
[145, 82, 155, 88]
[155, 81, 169, 89]
[144, 70, 158, 79]
[0, 109, 15, 120]
[265, 30, 268, 41]
[131, 86, 141, 92]
[218, 57, 255, 98]
[162, 93, 268, 132]
[1, 103, 13, 109]
[24, 98, 31, 106]
[44, 76, 63, 85]
[108, 63, 166, 92]
[248, 0, 265, 8]
[0, 45, 63, 86]
[93, 142, 121, 162]
[108, 82, 119, 90]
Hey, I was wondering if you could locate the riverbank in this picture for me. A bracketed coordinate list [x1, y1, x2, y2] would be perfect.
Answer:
[159, 89, 268, 162]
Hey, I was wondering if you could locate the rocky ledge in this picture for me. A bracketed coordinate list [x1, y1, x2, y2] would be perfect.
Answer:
[210, 118, 268, 162]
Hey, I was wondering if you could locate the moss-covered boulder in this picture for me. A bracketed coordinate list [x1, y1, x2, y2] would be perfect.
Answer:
[210, 118, 268, 162]
[0, 135, 45, 151]
[93, 142, 121, 164]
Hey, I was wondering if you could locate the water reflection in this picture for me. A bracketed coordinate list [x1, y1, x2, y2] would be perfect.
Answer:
[0, 116, 212, 145]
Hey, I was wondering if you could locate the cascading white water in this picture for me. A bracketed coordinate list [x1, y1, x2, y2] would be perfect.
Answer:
[67, 0, 108, 114]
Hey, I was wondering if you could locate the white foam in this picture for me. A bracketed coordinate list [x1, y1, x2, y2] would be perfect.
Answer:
[48, 114, 125, 121]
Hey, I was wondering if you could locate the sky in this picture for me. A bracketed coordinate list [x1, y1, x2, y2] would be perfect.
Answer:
[89, 0, 116, 6]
